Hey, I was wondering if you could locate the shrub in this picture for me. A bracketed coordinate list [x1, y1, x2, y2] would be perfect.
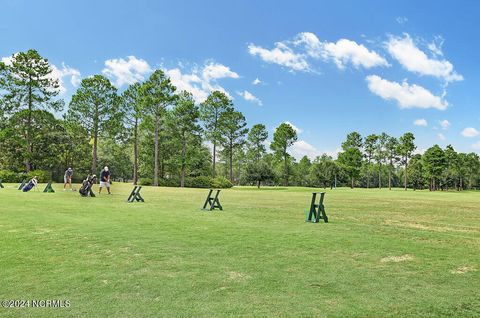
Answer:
[185, 176, 213, 188]
[211, 176, 233, 189]
[138, 178, 153, 186]
[0, 170, 20, 183]
[158, 178, 180, 187]
[27, 170, 50, 183]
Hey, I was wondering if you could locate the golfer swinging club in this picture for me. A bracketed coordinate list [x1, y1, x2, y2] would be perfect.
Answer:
[63, 167, 74, 191]
[99, 166, 111, 195]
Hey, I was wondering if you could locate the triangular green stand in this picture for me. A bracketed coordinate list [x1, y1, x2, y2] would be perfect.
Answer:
[18, 179, 27, 190]
[306, 192, 328, 223]
[0, 179, 4, 188]
[43, 181, 55, 193]
[127, 186, 144, 202]
[202, 189, 223, 211]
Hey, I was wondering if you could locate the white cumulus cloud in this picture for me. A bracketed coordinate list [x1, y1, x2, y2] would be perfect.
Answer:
[284, 121, 303, 133]
[252, 78, 262, 85]
[437, 133, 446, 141]
[321, 38, 389, 69]
[461, 127, 479, 138]
[386, 34, 463, 83]
[439, 119, 450, 130]
[366, 75, 448, 110]
[396, 16, 408, 25]
[1, 55, 13, 65]
[237, 90, 262, 106]
[202, 63, 239, 81]
[291, 140, 321, 160]
[2, 54, 81, 94]
[248, 42, 310, 72]
[102, 55, 152, 87]
[414, 119, 428, 126]
[49, 63, 81, 94]
[164, 62, 240, 103]
[290, 140, 339, 160]
[248, 32, 388, 72]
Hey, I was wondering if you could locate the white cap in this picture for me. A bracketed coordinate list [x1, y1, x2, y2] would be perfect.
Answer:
[104, 166, 109, 171]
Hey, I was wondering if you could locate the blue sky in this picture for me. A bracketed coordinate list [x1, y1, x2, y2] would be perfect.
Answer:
[1, 0, 480, 158]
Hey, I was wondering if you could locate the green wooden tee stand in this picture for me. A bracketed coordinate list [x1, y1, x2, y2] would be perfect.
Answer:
[43, 181, 55, 193]
[305, 192, 328, 223]
[202, 189, 223, 211]
[127, 186, 144, 203]
[18, 179, 27, 190]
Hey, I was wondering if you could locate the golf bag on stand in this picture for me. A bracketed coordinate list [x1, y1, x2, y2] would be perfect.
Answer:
[79, 174, 97, 197]
[22, 178, 38, 192]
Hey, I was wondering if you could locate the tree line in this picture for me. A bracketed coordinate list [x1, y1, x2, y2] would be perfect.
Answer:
[1, 50, 479, 190]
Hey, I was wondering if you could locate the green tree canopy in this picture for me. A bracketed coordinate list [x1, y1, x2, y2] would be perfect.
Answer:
[397, 132, 416, 190]
[247, 123, 268, 163]
[219, 109, 248, 183]
[67, 75, 119, 173]
[0, 50, 63, 170]
[140, 70, 177, 186]
[120, 82, 143, 184]
[270, 122, 297, 186]
[165, 91, 202, 187]
[200, 91, 233, 177]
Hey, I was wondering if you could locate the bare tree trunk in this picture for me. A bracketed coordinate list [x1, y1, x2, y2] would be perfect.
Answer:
[92, 132, 98, 174]
[154, 116, 159, 186]
[404, 160, 408, 190]
[26, 80, 33, 172]
[229, 144, 234, 183]
[212, 141, 216, 177]
[378, 163, 382, 189]
[351, 176, 354, 189]
[367, 161, 370, 188]
[180, 137, 186, 188]
[284, 152, 288, 186]
[133, 119, 139, 185]
[388, 163, 392, 190]
[92, 107, 99, 174]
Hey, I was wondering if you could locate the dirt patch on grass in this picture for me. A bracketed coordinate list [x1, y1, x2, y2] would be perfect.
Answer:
[384, 220, 479, 234]
[33, 228, 51, 235]
[450, 266, 476, 274]
[226, 271, 250, 282]
[381, 254, 414, 263]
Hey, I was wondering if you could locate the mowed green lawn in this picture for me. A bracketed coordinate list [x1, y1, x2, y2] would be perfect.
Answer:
[0, 183, 479, 318]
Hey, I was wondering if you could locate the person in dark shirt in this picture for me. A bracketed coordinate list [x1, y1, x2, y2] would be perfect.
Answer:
[99, 166, 111, 195]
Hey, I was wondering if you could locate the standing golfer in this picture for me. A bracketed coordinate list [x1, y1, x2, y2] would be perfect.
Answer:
[63, 167, 74, 191]
[99, 166, 111, 195]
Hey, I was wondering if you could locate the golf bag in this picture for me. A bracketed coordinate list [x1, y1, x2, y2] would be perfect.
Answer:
[22, 178, 38, 192]
[79, 174, 96, 197]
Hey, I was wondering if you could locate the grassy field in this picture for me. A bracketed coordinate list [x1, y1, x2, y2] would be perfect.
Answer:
[0, 183, 479, 317]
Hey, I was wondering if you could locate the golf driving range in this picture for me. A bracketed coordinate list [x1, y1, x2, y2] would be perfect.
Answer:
[1, 183, 479, 317]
